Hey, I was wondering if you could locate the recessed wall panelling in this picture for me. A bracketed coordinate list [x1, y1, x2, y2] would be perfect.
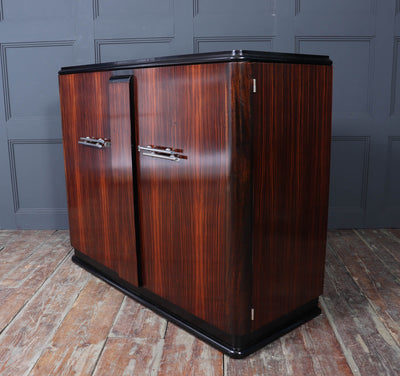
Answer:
[194, 37, 273, 53]
[93, 1, 174, 39]
[194, 0, 276, 36]
[94, 38, 173, 63]
[0, 1, 397, 228]
[296, 37, 374, 115]
[194, 0, 273, 15]
[1, 41, 75, 121]
[294, 0, 376, 34]
[329, 137, 370, 210]
[8, 140, 67, 212]
[384, 137, 400, 208]
[2, 0, 73, 20]
[390, 37, 400, 116]
[295, 0, 376, 16]
[95, 0, 173, 18]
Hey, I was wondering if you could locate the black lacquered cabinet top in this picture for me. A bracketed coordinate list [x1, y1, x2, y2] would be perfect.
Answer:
[59, 49, 332, 75]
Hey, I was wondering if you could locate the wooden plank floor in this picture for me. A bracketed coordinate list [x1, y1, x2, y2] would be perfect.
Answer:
[0, 230, 399, 375]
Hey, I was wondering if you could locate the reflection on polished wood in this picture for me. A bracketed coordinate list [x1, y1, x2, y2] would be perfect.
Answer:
[59, 52, 333, 356]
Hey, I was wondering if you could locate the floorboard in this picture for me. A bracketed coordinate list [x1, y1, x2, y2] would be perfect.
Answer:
[0, 229, 399, 375]
[323, 231, 400, 376]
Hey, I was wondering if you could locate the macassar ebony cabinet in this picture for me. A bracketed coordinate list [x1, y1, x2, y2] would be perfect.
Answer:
[58, 50, 333, 358]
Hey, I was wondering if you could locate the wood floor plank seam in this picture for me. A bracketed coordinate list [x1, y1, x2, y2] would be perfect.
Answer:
[107, 296, 128, 338]
[89, 336, 112, 376]
[345, 230, 400, 347]
[0, 230, 399, 375]
[0, 249, 73, 328]
[319, 298, 359, 376]
[0, 248, 74, 339]
[87, 294, 127, 376]
[353, 229, 400, 281]
[382, 229, 400, 246]
[162, 322, 168, 340]
[22, 273, 93, 376]
[0, 251, 92, 375]
[0, 231, 71, 287]
[324, 237, 400, 375]
[378, 230, 400, 264]
[0, 230, 59, 285]
[280, 333, 295, 375]
[298, 323, 324, 375]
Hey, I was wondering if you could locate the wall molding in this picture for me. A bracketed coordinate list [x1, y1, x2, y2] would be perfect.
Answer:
[390, 37, 400, 116]
[93, 0, 174, 20]
[193, 0, 199, 17]
[295, 36, 375, 116]
[295, 0, 300, 16]
[331, 136, 371, 211]
[93, 0, 100, 19]
[193, 36, 274, 53]
[94, 37, 173, 63]
[0, 41, 75, 122]
[294, 35, 374, 53]
[0, 0, 3, 22]
[8, 139, 63, 213]
[295, 0, 377, 17]
[384, 136, 400, 209]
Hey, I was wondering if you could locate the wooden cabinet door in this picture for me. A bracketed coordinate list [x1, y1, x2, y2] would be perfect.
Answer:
[59, 72, 140, 286]
[133, 63, 233, 331]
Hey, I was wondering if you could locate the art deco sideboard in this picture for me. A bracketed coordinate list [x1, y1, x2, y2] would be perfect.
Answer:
[58, 50, 333, 358]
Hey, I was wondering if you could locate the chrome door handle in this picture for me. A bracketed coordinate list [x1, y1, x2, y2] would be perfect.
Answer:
[137, 145, 184, 162]
[142, 152, 180, 162]
[78, 137, 111, 149]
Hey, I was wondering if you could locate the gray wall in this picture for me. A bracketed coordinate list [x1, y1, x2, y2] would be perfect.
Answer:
[0, 0, 399, 229]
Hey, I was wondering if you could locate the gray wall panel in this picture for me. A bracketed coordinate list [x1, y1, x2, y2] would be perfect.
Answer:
[194, 37, 273, 53]
[95, 38, 174, 63]
[8, 140, 67, 211]
[391, 37, 400, 115]
[296, 0, 375, 14]
[0, 1, 398, 228]
[96, 0, 173, 18]
[2, 0, 74, 20]
[329, 137, 370, 211]
[1, 42, 74, 120]
[296, 37, 374, 116]
[384, 137, 400, 211]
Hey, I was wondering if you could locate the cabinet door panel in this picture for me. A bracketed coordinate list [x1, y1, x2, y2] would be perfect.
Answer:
[134, 64, 231, 331]
[59, 72, 139, 286]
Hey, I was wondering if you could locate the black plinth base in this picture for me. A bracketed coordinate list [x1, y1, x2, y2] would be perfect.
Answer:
[72, 251, 321, 359]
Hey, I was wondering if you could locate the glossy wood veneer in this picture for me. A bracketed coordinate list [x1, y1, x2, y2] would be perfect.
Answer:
[59, 72, 139, 286]
[133, 63, 254, 335]
[59, 52, 333, 357]
[251, 62, 333, 330]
